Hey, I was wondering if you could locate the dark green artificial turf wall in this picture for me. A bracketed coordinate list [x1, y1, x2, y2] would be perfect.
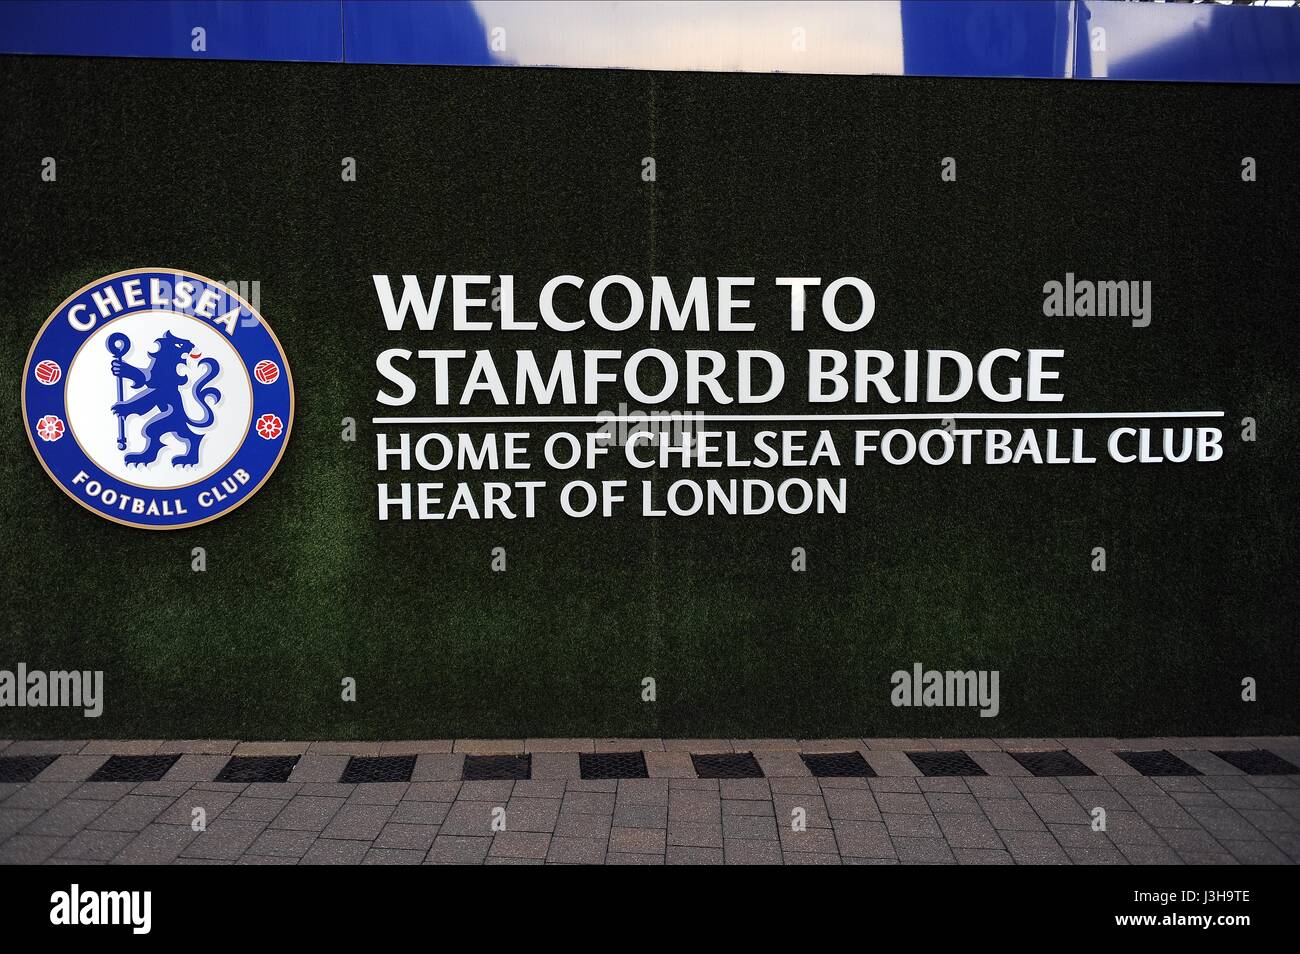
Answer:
[1, 56, 1296, 739]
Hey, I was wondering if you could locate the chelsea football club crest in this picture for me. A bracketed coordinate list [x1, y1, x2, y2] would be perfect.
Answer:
[22, 268, 293, 529]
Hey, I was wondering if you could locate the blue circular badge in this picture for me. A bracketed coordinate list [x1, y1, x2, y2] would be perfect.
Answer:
[22, 268, 293, 529]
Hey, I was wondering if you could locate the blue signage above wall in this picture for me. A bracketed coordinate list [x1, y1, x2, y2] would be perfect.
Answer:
[0, 1, 1297, 83]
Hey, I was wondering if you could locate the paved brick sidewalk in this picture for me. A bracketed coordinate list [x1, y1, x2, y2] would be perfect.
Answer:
[2, 738, 1297, 864]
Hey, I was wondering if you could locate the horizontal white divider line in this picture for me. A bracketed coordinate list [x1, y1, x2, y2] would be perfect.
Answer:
[373, 411, 1226, 424]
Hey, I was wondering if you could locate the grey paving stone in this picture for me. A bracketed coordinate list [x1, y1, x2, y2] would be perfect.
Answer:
[237, 854, 298, 865]
[924, 792, 980, 814]
[769, 777, 821, 795]
[56, 828, 135, 861]
[532, 753, 580, 779]
[111, 823, 197, 864]
[979, 798, 1047, 832]
[784, 851, 842, 864]
[269, 796, 346, 832]
[1154, 775, 1210, 794]
[719, 779, 770, 800]
[1158, 826, 1226, 855]
[831, 820, 895, 858]
[403, 782, 461, 802]
[1028, 793, 1091, 825]
[669, 791, 722, 824]
[1048, 823, 1108, 848]
[668, 821, 723, 848]
[1100, 811, 1164, 844]
[179, 819, 266, 860]
[24, 798, 109, 836]
[1216, 787, 1277, 811]
[570, 779, 619, 792]
[5, 783, 80, 810]
[133, 780, 196, 798]
[954, 848, 1014, 864]
[546, 836, 606, 864]
[364, 848, 426, 864]
[874, 792, 930, 815]
[1110, 775, 1165, 797]
[154, 789, 239, 826]
[555, 812, 613, 839]
[1238, 809, 1300, 834]
[616, 778, 670, 805]
[1220, 839, 1289, 864]
[606, 851, 664, 864]
[1118, 842, 1185, 865]
[1184, 805, 1263, 842]
[779, 827, 838, 854]
[163, 754, 227, 783]
[722, 813, 778, 840]
[968, 751, 1030, 777]
[1000, 830, 1071, 864]
[37, 755, 110, 783]
[863, 751, 922, 777]
[1065, 844, 1128, 865]
[289, 754, 349, 783]
[322, 803, 396, 840]
[412, 753, 465, 782]
[1264, 831, 1300, 861]
[666, 845, 723, 864]
[964, 776, 1022, 798]
[1126, 796, 1199, 829]
[426, 835, 491, 864]
[722, 799, 774, 817]
[346, 782, 408, 806]
[0, 834, 65, 863]
[893, 835, 956, 864]
[724, 840, 783, 864]
[1013, 777, 1069, 795]
[645, 752, 695, 778]
[754, 751, 809, 778]
[614, 803, 667, 828]
[560, 790, 616, 816]
[248, 828, 318, 858]
[374, 823, 438, 851]
[884, 812, 943, 838]
[301, 838, 371, 865]
[823, 788, 881, 821]
[915, 776, 970, 793]
[458, 780, 515, 802]
[438, 801, 500, 837]
[490, 831, 550, 859]
[609, 827, 666, 854]
[389, 801, 451, 825]
[502, 797, 560, 833]
[221, 796, 286, 823]
[88, 795, 175, 832]
[937, 813, 1004, 850]
[244, 782, 300, 799]
[511, 780, 566, 799]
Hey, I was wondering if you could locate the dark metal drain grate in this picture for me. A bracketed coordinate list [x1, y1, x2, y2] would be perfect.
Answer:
[691, 752, 764, 779]
[88, 754, 180, 782]
[1010, 750, 1096, 777]
[801, 751, 876, 778]
[0, 754, 58, 782]
[580, 751, 648, 780]
[1116, 750, 1202, 777]
[1211, 749, 1300, 776]
[907, 751, 987, 777]
[340, 755, 416, 783]
[462, 754, 532, 781]
[216, 755, 300, 783]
